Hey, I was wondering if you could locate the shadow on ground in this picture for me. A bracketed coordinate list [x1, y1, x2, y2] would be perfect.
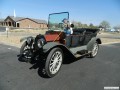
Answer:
[18, 54, 86, 78]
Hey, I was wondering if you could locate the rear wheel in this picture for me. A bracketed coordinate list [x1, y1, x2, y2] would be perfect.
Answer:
[45, 48, 63, 77]
[89, 42, 99, 58]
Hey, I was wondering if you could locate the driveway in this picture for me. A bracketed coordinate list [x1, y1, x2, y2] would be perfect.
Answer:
[0, 43, 120, 90]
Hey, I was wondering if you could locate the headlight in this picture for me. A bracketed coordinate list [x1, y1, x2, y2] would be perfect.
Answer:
[37, 38, 45, 48]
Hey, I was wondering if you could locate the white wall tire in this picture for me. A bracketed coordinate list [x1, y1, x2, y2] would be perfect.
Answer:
[89, 42, 99, 58]
[45, 48, 63, 77]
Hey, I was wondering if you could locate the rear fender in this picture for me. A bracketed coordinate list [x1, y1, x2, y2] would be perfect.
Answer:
[87, 37, 101, 51]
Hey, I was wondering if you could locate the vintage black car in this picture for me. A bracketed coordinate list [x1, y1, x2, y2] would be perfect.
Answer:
[19, 12, 101, 77]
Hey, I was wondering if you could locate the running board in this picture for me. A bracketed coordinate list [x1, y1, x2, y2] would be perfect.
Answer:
[70, 45, 87, 54]
[74, 54, 82, 58]
[74, 51, 92, 59]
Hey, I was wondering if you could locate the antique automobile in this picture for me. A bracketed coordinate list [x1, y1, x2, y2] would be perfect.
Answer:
[18, 12, 101, 77]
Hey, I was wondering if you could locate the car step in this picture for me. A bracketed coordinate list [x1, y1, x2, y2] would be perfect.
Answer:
[77, 50, 88, 55]
[74, 51, 92, 58]
[74, 54, 82, 58]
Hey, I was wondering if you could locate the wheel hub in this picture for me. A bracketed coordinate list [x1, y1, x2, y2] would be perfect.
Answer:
[49, 51, 62, 74]
[92, 43, 98, 56]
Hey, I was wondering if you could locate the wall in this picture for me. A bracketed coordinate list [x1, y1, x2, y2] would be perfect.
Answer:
[19, 18, 47, 29]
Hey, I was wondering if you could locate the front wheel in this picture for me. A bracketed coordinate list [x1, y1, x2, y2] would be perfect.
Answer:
[45, 48, 63, 77]
[89, 42, 99, 58]
[19, 41, 33, 62]
[20, 41, 28, 54]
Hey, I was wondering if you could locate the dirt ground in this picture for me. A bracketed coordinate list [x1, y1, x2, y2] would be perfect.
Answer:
[0, 30, 120, 48]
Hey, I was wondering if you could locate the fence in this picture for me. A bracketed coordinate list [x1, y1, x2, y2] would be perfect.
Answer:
[0, 26, 7, 32]
[0, 28, 47, 47]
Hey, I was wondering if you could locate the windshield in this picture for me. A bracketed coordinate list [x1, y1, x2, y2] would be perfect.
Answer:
[48, 12, 69, 31]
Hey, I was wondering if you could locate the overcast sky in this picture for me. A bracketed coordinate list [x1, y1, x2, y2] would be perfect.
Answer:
[0, 0, 120, 27]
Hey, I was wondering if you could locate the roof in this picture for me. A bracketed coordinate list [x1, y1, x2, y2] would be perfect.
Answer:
[6, 16, 47, 24]
[30, 18, 47, 24]
[9, 16, 24, 22]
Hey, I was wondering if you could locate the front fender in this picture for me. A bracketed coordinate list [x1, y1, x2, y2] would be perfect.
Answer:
[20, 36, 35, 44]
[87, 37, 101, 51]
[42, 42, 76, 59]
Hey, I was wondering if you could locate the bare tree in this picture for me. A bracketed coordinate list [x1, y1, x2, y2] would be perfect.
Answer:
[99, 21, 110, 31]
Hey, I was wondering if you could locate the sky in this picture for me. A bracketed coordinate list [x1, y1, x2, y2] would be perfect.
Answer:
[0, 0, 120, 27]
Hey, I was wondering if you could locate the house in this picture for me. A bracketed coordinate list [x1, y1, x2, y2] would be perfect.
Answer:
[0, 16, 47, 29]
[0, 19, 5, 26]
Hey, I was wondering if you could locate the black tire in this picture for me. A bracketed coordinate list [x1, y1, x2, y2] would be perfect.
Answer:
[20, 41, 27, 54]
[89, 42, 99, 58]
[45, 47, 63, 77]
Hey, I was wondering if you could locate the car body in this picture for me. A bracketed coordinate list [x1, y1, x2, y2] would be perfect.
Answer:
[18, 12, 101, 77]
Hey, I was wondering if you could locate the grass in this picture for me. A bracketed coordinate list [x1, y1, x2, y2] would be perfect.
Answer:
[0, 30, 120, 48]
[101, 38, 120, 44]
[9, 29, 47, 34]
[99, 31, 120, 35]
[0, 36, 22, 47]
[0, 29, 47, 47]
